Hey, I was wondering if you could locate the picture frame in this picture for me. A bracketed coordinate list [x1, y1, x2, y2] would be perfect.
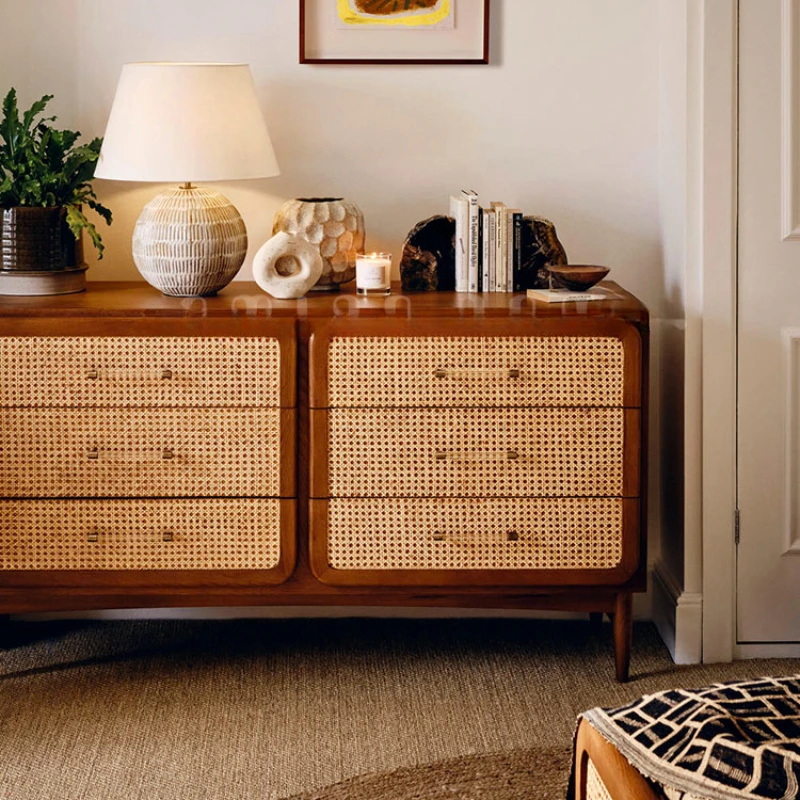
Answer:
[299, 0, 490, 65]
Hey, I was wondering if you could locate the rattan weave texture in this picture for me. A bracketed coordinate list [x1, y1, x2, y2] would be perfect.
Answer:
[0, 408, 282, 497]
[327, 408, 625, 498]
[0, 336, 281, 407]
[0, 499, 281, 570]
[327, 498, 623, 571]
[586, 760, 614, 800]
[328, 336, 625, 408]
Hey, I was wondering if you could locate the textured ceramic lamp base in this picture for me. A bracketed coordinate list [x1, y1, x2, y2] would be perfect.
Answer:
[133, 186, 248, 297]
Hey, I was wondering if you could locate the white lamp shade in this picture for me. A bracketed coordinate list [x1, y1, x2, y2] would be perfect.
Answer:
[96, 62, 280, 183]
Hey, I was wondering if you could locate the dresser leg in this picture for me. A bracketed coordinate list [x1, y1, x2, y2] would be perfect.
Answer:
[0, 614, 10, 648]
[613, 592, 633, 682]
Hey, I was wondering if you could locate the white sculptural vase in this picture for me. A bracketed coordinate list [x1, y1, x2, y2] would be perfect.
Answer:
[252, 232, 323, 299]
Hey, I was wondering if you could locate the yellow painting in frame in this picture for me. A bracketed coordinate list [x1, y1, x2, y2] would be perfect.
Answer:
[337, 0, 453, 28]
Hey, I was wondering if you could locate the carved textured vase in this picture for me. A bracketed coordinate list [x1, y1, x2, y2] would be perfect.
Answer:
[272, 198, 365, 291]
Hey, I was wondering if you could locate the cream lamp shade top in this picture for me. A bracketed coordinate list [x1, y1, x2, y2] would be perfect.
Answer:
[95, 62, 280, 183]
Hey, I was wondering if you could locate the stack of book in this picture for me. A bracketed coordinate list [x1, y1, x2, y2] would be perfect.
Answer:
[450, 190, 523, 293]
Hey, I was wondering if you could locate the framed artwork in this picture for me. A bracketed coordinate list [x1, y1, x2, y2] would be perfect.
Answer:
[300, 0, 490, 65]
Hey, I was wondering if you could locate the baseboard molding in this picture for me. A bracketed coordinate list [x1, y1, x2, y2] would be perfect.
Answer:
[652, 560, 703, 663]
[733, 642, 800, 658]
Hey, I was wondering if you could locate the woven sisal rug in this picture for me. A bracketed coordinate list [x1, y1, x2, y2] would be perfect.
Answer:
[281, 746, 574, 800]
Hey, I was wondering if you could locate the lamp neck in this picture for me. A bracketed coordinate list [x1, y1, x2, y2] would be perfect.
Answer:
[181, 182, 195, 190]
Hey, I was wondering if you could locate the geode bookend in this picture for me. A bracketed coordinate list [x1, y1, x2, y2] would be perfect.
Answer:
[520, 216, 569, 290]
[399, 215, 456, 292]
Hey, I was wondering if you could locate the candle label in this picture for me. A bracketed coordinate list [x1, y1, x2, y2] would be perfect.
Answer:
[356, 255, 392, 291]
[357, 263, 388, 289]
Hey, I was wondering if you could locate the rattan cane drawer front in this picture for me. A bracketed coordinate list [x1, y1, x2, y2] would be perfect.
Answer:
[0, 499, 283, 571]
[0, 336, 282, 408]
[318, 498, 630, 578]
[324, 407, 633, 498]
[0, 408, 289, 498]
[326, 335, 626, 408]
[586, 761, 614, 800]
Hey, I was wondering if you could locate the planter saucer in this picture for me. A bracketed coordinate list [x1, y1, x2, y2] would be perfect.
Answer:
[0, 266, 87, 296]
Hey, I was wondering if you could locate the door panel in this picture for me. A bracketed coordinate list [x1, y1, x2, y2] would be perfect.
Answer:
[737, 0, 800, 642]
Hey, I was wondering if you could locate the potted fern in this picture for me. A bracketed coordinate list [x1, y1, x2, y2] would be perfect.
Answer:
[0, 89, 112, 295]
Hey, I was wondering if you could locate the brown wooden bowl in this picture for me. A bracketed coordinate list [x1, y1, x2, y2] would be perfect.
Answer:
[547, 264, 610, 292]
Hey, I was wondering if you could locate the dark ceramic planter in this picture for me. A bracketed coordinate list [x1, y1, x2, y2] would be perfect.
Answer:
[0, 206, 83, 272]
[0, 207, 87, 295]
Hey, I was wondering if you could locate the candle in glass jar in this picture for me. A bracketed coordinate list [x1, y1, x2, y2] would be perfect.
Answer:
[356, 252, 392, 296]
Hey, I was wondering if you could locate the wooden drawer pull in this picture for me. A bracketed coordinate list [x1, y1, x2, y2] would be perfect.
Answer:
[434, 449, 521, 462]
[432, 530, 521, 542]
[86, 368, 174, 381]
[87, 531, 175, 543]
[434, 368, 521, 380]
[87, 447, 175, 462]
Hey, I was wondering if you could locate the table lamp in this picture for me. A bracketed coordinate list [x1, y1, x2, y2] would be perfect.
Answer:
[96, 62, 279, 297]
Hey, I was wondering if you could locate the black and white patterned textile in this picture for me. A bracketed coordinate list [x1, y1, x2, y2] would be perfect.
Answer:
[582, 675, 800, 800]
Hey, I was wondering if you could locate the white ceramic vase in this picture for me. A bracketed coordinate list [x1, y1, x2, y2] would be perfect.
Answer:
[272, 197, 365, 291]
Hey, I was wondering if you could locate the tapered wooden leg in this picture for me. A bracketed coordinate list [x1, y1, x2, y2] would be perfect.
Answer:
[613, 592, 632, 682]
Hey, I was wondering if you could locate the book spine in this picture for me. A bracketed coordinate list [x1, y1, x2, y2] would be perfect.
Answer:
[506, 212, 515, 293]
[527, 289, 607, 303]
[478, 207, 485, 292]
[491, 203, 506, 292]
[499, 208, 508, 292]
[450, 195, 468, 292]
[488, 209, 497, 292]
[481, 208, 491, 292]
[463, 190, 479, 293]
[512, 211, 523, 292]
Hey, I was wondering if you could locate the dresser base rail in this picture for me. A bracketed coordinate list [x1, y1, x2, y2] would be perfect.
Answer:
[0, 586, 635, 680]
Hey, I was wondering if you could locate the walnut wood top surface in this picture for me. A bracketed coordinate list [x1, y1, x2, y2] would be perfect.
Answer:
[0, 281, 648, 323]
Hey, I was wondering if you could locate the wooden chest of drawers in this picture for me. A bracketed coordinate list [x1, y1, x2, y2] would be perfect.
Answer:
[309, 318, 642, 595]
[0, 282, 647, 681]
[0, 318, 297, 588]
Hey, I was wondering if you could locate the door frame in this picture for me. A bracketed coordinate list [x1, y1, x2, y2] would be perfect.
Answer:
[700, 0, 800, 660]
[698, 0, 737, 663]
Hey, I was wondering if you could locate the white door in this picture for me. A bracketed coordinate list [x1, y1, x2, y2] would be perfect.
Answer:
[737, 0, 800, 642]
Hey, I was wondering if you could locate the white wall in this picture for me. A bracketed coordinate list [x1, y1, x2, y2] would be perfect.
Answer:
[655, 0, 688, 590]
[2, 0, 664, 315]
[0, 3, 78, 126]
